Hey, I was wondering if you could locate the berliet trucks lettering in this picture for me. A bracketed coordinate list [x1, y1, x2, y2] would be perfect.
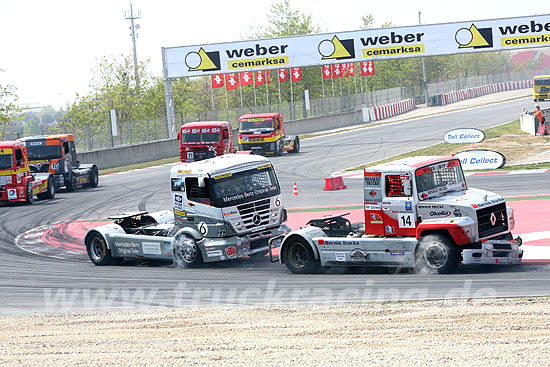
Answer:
[84, 154, 290, 266]
[280, 156, 523, 274]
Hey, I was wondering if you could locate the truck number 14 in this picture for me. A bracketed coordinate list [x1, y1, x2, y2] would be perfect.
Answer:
[398, 213, 414, 228]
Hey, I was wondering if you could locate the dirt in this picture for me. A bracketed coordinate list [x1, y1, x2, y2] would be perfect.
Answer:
[1, 297, 550, 366]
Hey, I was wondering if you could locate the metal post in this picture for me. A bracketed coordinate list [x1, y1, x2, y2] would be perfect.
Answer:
[124, 3, 141, 88]
[419, 11, 429, 105]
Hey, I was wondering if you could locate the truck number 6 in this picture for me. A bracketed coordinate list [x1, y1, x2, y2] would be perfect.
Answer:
[398, 213, 414, 228]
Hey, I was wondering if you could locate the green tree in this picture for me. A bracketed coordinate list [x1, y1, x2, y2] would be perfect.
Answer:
[0, 71, 21, 140]
[23, 114, 41, 136]
[260, 0, 321, 38]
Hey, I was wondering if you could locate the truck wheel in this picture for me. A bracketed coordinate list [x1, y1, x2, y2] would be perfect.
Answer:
[284, 238, 320, 274]
[37, 176, 55, 200]
[238, 144, 244, 152]
[415, 234, 460, 274]
[86, 233, 120, 265]
[65, 172, 76, 192]
[88, 166, 99, 188]
[25, 181, 34, 204]
[173, 235, 204, 268]
[291, 136, 300, 153]
[275, 140, 283, 156]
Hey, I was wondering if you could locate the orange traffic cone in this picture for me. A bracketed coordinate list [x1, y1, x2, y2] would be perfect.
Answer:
[292, 182, 299, 195]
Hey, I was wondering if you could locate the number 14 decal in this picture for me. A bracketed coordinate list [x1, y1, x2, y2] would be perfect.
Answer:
[398, 213, 414, 228]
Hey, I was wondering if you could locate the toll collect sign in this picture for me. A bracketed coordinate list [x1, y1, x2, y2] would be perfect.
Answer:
[163, 14, 550, 78]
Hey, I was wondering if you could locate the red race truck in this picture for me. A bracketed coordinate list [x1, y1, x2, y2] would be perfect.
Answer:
[0, 140, 55, 204]
[279, 156, 522, 274]
[238, 113, 299, 156]
[177, 121, 234, 163]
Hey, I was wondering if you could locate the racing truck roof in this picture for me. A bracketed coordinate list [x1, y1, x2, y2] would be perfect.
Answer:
[239, 112, 281, 119]
[0, 140, 25, 150]
[170, 154, 271, 177]
[180, 121, 231, 129]
[19, 134, 73, 142]
[367, 156, 458, 173]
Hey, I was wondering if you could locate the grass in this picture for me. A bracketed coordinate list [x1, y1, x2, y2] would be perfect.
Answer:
[347, 119, 550, 171]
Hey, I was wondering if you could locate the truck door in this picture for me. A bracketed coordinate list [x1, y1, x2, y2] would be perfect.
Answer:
[381, 173, 416, 236]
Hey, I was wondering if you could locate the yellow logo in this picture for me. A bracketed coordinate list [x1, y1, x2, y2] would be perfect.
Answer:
[455, 24, 493, 49]
[185, 48, 221, 72]
[318, 35, 355, 60]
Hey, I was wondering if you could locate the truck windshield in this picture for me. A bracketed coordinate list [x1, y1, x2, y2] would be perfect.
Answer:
[415, 160, 466, 200]
[0, 153, 12, 169]
[26, 145, 62, 160]
[183, 132, 220, 143]
[209, 165, 280, 207]
[239, 118, 274, 131]
[534, 78, 550, 86]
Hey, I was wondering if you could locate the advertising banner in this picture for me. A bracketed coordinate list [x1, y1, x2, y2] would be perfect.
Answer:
[163, 14, 550, 78]
[444, 128, 485, 143]
[455, 149, 506, 170]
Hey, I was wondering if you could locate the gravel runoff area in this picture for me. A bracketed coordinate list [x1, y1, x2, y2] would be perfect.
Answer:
[1, 297, 549, 366]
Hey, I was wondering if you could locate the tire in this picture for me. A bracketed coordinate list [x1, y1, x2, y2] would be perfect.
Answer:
[86, 233, 119, 266]
[238, 144, 244, 152]
[37, 176, 55, 200]
[415, 234, 460, 274]
[275, 139, 283, 156]
[173, 235, 204, 268]
[283, 237, 320, 274]
[65, 172, 76, 192]
[291, 136, 300, 153]
[88, 166, 99, 188]
[25, 181, 34, 204]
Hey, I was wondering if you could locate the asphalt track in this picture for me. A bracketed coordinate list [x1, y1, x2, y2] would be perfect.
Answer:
[1, 95, 550, 314]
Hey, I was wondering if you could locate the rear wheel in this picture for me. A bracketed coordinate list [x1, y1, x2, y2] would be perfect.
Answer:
[283, 237, 320, 274]
[86, 233, 120, 265]
[291, 136, 300, 153]
[37, 176, 55, 200]
[88, 166, 99, 188]
[415, 234, 460, 274]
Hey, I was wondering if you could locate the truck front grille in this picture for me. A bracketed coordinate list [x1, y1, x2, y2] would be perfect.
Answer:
[237, 198, 271, 230]
[30, 163, 50, 173]
[477, 203, 508, 239]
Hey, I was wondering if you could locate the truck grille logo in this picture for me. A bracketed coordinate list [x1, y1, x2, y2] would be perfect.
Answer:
[253, 214, 261, 225]
[490, 212, 497, 226]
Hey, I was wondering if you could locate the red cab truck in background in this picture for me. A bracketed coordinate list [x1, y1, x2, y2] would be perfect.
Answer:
[177, 121, 234, 163]
[238, 113, 300, 156]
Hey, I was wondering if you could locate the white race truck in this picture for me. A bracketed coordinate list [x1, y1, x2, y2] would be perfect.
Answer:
[280, 156, 523, 274]
[84, 154, 290, 267]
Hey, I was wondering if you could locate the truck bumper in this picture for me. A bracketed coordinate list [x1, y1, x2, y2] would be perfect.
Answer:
[200, 224, 291, 262]
[462, 237, 523, 265]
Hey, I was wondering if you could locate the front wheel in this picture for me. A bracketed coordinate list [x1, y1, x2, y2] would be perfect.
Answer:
[25, 181, 34, 204]
[283, 238, 320, 274]
[37, 176, 55, 200]
[65, 172, 76, 192]
[173, 235, 204, 268]
[415, 234, 460, 274]
[86, 233, 120, 265]
[275, 139, 283, 156]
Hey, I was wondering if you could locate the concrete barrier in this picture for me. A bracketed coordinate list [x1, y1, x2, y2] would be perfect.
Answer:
[440, 79, 533, 106]
[520, 107, 550, 136]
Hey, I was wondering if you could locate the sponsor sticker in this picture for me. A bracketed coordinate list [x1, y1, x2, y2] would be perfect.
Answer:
[225, 246, 236, 257]
[174, 194, 183, 210]
[206, 250, 223, 257]
[405, 201, 413, 211]
[364, 203, 381, 211]
[7, 189, 17, 199]
[335, 252, 346, 262]
[142, 242, 162, 255]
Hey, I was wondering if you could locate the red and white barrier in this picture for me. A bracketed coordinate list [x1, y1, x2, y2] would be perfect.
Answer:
[368, 98, 415, 122]
[440, 79, 532, 106]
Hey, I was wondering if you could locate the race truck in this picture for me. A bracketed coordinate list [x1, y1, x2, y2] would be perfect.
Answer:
[238, 113, 299, 155]
[83, 154, 290, 267]
[0, 140, 55, 204]
[177, 121, 234, 163]
[279, 156, 523, 274]
[19, 134, 98, 191]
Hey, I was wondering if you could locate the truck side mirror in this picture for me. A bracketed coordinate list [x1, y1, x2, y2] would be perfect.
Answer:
[177, 131, 181, 140]
[403, 177, 412, 197]
[223, 130, 229, 140]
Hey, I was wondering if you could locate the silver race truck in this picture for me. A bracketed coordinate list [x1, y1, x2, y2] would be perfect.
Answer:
[280, 156, 523, 274]
[84, 154, 290, 267]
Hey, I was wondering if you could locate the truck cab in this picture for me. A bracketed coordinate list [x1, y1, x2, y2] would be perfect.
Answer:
[19, 134, 98, 191]
[0, 141, 55, 203]
[177, 121, 233, 163]
[238, 113, 299, 155]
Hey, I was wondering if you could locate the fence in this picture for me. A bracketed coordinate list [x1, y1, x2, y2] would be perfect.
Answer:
[32, 70, 543, 152]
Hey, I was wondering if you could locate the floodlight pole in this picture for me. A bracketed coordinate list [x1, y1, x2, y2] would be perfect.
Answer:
[124, 3, 141, 88]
